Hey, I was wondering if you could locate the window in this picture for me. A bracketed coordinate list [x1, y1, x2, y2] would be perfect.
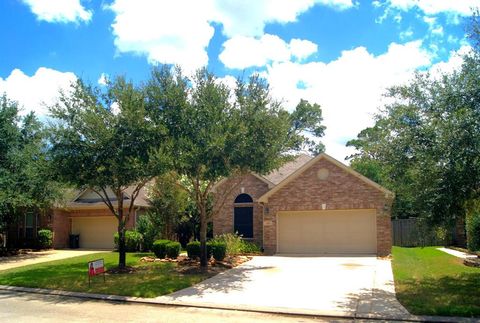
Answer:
[234, 194, 253, 238]
[234, 193, 253, 203]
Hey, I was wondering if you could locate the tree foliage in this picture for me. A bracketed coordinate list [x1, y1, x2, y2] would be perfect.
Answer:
[48, 78, 169, 268]
[0, 95, 62, 234]
[145, 67, 326, 266]
[347, 52, 480, 229]
[144, 172, 188, 241]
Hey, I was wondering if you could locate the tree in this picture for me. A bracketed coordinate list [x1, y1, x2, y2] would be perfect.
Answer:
[48, 78, 169, 268]
[146, 67, 326, 267]
[0, 94, 62, 242]
[144, 172, 188, 241]
[347, 52, 480, 230]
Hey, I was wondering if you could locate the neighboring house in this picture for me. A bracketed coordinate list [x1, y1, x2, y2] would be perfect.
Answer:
[6, 209, 51, 248]
[52, 187, 149, 249]
[213, 153, 394, 256]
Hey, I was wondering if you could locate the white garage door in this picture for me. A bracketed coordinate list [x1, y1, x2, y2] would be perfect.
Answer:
[277, 209, 377, 254]
[71, 216, 117, 249]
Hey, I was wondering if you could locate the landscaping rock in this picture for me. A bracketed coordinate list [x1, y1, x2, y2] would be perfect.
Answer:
[140, 256, 155, 262]
[464, 257, 480, 268]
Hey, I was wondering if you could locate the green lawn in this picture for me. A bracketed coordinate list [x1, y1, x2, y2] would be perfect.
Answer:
[392, 246, 480, 317]
[0, 252, 210, 298]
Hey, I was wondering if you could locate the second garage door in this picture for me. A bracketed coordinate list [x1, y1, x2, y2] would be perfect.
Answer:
[277, 209, 377, 254]
[71, 216, 117, 249]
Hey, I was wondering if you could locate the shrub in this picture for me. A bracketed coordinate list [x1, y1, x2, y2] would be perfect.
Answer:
[467, 212, 480, 251]
[166, 241, 181, 258]
[186, 241, 201, 259]
[241, 240, 262, 254]
[209, 241, 227, 261]
[136, 215, 157, 251]
[114, 230, 143, 252]
[211, 233, 243, 255]
[187, 241, 213, 259]
[37, 229, 53, 249]
[211, 233, 262, 255]
[152, 239, 171, 258]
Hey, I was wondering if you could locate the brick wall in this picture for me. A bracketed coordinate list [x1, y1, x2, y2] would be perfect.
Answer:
[263, 158, 393, 256]
[213, 174, 270, 246]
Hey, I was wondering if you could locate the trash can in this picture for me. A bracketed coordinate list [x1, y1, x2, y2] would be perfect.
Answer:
[69, 234, 80, 249]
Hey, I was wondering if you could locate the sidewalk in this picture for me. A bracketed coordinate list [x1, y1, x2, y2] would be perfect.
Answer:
[0, 249, 105, 271]
[437, 247, 478, 259]
[0, 284, 477, 323]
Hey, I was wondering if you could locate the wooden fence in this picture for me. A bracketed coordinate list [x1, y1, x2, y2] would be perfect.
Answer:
[391, 218, 447, 247]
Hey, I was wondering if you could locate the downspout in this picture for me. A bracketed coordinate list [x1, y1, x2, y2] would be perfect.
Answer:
[260, 202, 266, 252]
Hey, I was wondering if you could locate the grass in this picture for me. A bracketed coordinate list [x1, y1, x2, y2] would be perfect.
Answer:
[392, 246, 480, 317]
[0, 252, 210, 298]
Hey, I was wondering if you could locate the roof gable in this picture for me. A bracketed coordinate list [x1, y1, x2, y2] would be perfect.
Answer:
[258, 153, 393, 202]
[261, 154, 312, 185]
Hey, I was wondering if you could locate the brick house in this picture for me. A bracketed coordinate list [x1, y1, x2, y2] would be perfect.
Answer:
[51, 187, 149, 249]
[213, 153, 394, 256]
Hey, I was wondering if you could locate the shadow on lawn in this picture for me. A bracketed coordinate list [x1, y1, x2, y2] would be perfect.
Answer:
[396, 272, 480, 317]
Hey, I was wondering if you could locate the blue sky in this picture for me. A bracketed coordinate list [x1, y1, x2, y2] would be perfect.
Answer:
[0, 0, 477, 160]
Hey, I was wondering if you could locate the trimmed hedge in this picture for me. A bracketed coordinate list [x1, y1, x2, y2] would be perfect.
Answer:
[152, 239, 171, 258]
[166, 241, 181, 259]
[186, 241, 201, 258]
[37, 229, 53, 249]
[114, 230, 143, 252]
[186, 241, 214, 259]
[209, 241, 227, 261]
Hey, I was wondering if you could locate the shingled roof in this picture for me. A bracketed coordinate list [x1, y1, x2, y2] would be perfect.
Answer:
[261, 154, 312, 185]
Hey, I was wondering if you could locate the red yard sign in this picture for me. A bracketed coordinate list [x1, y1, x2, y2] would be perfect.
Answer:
[88, 258, 105, 285]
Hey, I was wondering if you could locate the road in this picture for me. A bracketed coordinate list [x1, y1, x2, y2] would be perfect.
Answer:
[0, 289, 356, 323]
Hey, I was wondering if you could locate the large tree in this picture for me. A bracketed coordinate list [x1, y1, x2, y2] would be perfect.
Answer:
[347, 52, 480, 229]
[0, 94, 62, 243]
[48, 78, 169, 268]
[146, 67, 326, 266]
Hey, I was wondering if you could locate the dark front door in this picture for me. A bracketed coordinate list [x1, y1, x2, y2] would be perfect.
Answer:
[234, 207, 253, 238]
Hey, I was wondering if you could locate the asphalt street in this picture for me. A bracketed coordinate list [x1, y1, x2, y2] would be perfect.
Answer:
[0, 289, 358, 323]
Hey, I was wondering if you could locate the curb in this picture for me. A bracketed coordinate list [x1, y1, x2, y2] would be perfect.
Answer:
[0, 285, 477, 323]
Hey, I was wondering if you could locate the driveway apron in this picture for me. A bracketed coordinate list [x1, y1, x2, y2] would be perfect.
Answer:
[158, 256, 408, 317]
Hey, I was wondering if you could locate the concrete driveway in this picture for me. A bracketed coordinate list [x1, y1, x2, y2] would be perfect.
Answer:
[0, 249, 105, 271]
[158, 256, 408, 318]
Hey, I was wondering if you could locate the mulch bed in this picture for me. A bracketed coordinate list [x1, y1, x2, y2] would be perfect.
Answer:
[138, 254, 253, 275]
[106, 266, 138, 274]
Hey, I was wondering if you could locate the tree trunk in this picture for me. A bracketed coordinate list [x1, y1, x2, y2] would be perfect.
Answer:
[118, 220, 126, 268]
[117, 205, 126, 269]
[199, 206, 208, 267]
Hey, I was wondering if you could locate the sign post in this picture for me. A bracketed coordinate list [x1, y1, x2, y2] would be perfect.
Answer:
[88, 258, 106, 286]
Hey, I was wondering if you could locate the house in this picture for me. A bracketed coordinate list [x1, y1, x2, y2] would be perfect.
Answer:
[52, 187, 149, 249]
[213, 153, 394, 256]
[6, 209, 51, 248]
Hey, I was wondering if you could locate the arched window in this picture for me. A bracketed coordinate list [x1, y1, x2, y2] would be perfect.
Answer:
[234, 194, 253, 238]
[234, 193, 253, 203]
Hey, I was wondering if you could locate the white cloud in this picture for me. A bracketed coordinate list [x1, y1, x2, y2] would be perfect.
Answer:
[107, 0, 352, 73]
[248, 40, 455, 161]
[385, 0, 480, 16]
[98, 73, 109, 86]
[213, 0, 355, 38]
[290, 39, 319, 60]
[0, 67, 76, 116]
[220, 34, 318, 69]
[399, 27, 414, 40]
[22, 0, 92, 23]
